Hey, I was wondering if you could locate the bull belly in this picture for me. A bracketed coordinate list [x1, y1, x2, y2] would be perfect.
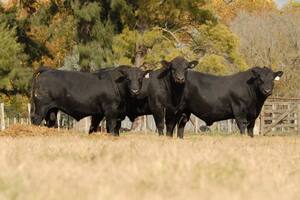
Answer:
[57, 103, 101, 121]
[192, 106, 233, 125]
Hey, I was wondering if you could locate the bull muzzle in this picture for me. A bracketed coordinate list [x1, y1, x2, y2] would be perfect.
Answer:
[131, 89, 140, 95]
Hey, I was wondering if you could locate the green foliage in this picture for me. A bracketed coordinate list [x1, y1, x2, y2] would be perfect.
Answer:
[196, 54, 228, 75]
[191, 23, 247, 73]
[73, 1, 101, 22]
[0, 22, 31, 95]
[133, 0, 215, 29]
[70, 1, 114, 70]
[112, 28, 185, 68]
[0, 5, 51, 65]
[0, 94, 29, 118]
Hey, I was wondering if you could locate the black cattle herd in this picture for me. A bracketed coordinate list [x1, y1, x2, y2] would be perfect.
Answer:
[30, 56, 283, 138]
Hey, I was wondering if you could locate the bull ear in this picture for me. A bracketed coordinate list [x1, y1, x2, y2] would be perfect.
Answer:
[157, 60, 171, 79]
[160, 60, 171, 68]
[111, 66, 131, 83]
[112, 71, 127, 83]
[247, 67, 261, 84]
[116, 65, 131, 75]
[251, 67, 261, 78]
[188, 60, 198, 69]
[274, 71, 283, 81]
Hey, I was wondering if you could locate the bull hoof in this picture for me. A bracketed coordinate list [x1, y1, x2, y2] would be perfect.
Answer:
[248, 133, 254, 138]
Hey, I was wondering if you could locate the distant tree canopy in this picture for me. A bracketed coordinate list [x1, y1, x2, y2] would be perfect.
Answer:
[0, 0, 300, 106]
[231, 10, 300, 97]
[0, 21, 31, 96]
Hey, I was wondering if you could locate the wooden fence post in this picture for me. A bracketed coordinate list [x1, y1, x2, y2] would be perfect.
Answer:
[6, 118, 10, 128]
[254, 117, 261, 135]
[57, 112, 61, 130]
[100, 120, 105, 132]
[143, 115, 147, 133]
[296, 103, 300, 134]
[228, 120, 232, 133]
[260, 106, 265, 134]
[195, 116, 199, 133]
[0, 103, 4, 131]
[28, 104, 31, 125]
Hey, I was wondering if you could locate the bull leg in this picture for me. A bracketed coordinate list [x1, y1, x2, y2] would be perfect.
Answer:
[166, 118, 176, 137]
[165, 111, 179, 137]
[106, 118, 119, 136]
[30, 103, 46, 126]
[153, 112, 165, 136]
[177, 113, 190, 139]
[115, 120, 122, 134]
[31, 114, 43, 125]
[45, 109, 58, 128]
[233, 106, 249, 135]
[247, 120, 255, 138]
[89, 114, 103, 134]
[235, 117, 248, 135]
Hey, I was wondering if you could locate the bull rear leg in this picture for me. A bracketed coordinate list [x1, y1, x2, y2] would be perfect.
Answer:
[45, 109, 58, 128]
[177, 113, 190, 139]
[89, 114, 103, 134]
[31, 114, 43, 125]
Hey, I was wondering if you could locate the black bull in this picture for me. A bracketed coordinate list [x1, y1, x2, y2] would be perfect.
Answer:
[169, 67, 283, 138]
[30, 66, 150, 136]
[89, 56, 199, 135]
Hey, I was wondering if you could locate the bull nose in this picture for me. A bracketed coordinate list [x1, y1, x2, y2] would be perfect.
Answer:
[131, 89, 139, 94]
[176, 77, 185, 82]
[264, 89, 271, 93]
[264, 89, 272, 95]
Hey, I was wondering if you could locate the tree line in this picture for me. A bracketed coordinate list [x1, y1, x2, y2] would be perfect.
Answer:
[0, 0, 299, 117]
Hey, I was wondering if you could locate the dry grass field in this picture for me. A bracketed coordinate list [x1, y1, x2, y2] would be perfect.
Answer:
[0, 125, 299, 200]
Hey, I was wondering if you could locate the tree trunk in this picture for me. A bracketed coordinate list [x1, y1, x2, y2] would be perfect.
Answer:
[131, 43, 147, 132]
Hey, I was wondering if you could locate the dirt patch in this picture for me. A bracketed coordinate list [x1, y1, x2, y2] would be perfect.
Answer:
[0, 124, 70, 137]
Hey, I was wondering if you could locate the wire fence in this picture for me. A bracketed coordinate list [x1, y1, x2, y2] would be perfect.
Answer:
[0, 102, 242, 134]
[1, 98, 300, 135]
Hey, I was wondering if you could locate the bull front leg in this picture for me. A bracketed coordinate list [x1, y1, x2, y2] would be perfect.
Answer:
[106, 118, 119, 136]
[177, 113, 190, 139]
[232, 106, 250, 135]
[165, 110, 182, 137]
[152, 110, 165, 136]
[247, 120, 255, 137]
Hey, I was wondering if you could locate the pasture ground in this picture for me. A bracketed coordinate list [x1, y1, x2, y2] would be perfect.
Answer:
[0, 125, 299, 200]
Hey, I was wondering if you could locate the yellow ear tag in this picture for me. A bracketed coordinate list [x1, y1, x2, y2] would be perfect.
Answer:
[145, 73, 150, 79]
[275, 76, 280, 81]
